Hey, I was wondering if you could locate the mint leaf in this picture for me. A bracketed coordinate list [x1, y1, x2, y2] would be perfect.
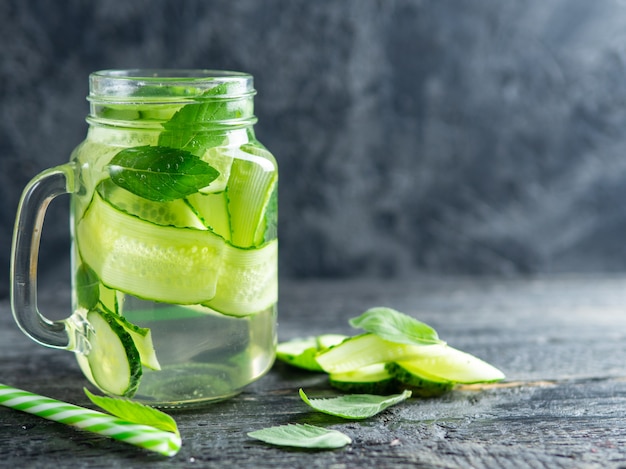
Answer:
[84, 388, 179, 435]
[349, 307, 441, 346]
[299, 388, 412, 420]
[158, 83, 234, 154]
[248, 423, 351, 449]
[107, 145, 219, 202]
[76, 263, 99, 310]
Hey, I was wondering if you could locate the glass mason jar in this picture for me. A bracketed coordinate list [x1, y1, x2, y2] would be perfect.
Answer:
[11, 70, 278, 407]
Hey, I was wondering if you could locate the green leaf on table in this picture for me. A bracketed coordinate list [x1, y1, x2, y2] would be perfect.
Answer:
[107, 145, 219, 202]
[84, 388, 179, 435]
[349, 307, 442, 346]
[299, 388, 412, 420]
[248, 423, 351, 449]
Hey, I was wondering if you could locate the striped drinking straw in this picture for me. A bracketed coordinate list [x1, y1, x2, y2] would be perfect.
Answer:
[0, 383, 181, 457]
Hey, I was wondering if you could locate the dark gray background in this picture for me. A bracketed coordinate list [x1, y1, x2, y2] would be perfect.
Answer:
[3, 0, 626, 298]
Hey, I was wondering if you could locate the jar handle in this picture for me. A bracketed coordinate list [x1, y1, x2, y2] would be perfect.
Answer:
[11, 163, 77, 350]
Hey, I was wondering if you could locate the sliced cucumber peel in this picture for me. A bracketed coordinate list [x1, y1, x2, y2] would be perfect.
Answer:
[276, 334, 348, 372]
[385, 362, 454, 397]
[77, 190, 277, 315]
[392, 345, 506, 384]
[110, 314, 161, 371]
[84, 308, 143, 398]
[329, 363, 396, 395]
[277, 308, 505, 397]
[316, 333, 427, 375]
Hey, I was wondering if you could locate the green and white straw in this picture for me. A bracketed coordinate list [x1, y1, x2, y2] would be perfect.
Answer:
[0, 383, 181, 457]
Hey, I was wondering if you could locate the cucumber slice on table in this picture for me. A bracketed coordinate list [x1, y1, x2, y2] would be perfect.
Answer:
[329, 363, 396, 394]
[316, 333, 505, 384]
[392, 345, 505, 384]
[85, 308, 142, 397]
[276, 334, 348, 372]
[316, 333, 423, 374]
[385, 362, 454, 397]
[276, 336, 321, 371]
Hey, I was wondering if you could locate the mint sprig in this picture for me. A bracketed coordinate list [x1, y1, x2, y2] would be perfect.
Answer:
[107, 145, 219, 202]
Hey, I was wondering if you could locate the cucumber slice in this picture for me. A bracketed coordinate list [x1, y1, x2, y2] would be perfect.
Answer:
[100, 103, 184, 122]
[257, 184, 277, 244]
[85, 308, 142, 397]
[77, 191, 223, 304]
[227, 144, 277, 247]
[203, 238, 278, 316]
[316, 334, 348, 350]
[98, 179, 205, 229]
[329, 363, 396, 394]
[198, 146, 235, 194]
[77, 190, 277, 313]
[385, 362, 454, 397]
[98, 284, 124, 315]
[111, 314, 161, 371]
[276, 337, 321, 371]
[186, 191, 231, 240]
[316, 333, 425, 374]
[276, 334, 349, 372]
[392, 346, 506, 384]
[316, 333, 505, 383]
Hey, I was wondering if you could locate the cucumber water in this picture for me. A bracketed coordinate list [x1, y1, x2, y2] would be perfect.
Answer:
[70, 71, 278, 406]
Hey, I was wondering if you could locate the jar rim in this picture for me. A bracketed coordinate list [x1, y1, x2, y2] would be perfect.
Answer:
[88, 69, 254, 102]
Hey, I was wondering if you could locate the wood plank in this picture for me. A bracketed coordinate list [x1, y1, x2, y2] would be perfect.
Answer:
[2, 275, 626, 468]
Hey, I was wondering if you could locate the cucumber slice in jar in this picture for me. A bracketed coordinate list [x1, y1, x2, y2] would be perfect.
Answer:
[186, 191, 231, 240]
[77, 190, 278, 314]
[110, 314, 161, 371]
[98, 179, 206, 229]
[77, 191, 223, 304]
[198, 146, 235, 194]
[226, 144, 277, 248]
[185, 146, 235, 239]
[202, 238, 278, 316]
[84, 308, 142, 397]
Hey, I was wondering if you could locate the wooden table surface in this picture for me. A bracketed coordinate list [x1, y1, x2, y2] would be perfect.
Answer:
[3, 275, 626, 468]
